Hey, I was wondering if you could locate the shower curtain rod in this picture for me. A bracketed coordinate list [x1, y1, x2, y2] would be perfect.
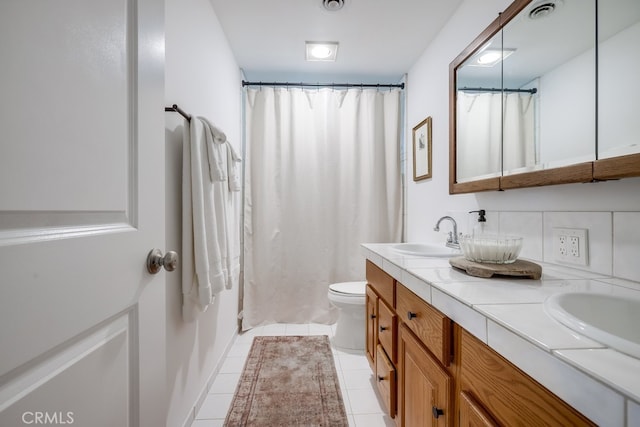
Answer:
[165, 104, 191, 121]
[242, 80, 404, 89]
[459, 86, 537, 94]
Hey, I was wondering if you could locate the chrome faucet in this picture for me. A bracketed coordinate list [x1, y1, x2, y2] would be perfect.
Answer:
[434, 216, 460, 249]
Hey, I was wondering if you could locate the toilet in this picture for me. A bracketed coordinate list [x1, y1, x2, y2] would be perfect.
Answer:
[328, 281, 367, 350]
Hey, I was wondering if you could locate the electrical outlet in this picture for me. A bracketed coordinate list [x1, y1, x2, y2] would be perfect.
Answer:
[569, 236, 580, 257]
[552, 227, 589, 266]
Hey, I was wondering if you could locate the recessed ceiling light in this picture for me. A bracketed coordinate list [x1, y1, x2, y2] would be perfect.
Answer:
[305, 42, 339, 61]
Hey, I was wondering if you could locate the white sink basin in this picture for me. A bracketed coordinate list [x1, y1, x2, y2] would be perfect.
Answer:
[390, 243, 461, 258]
[545, 292, 640, 359]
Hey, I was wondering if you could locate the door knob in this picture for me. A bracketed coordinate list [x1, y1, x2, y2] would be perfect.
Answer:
[146, 249, 178, 274]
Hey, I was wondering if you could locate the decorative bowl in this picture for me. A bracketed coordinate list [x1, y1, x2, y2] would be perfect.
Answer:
[459, 234, 523, 264]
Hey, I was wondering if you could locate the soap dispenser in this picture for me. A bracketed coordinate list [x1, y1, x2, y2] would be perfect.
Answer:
[469, 209, 486, 237]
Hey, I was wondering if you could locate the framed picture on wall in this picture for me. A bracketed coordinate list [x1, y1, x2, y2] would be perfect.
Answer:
[412, 116, 432, 181]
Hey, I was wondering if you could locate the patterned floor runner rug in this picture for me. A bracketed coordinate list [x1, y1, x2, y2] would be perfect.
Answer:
[224, 335, 348, 426]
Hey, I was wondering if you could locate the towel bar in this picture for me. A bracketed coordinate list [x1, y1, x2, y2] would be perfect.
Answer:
[165, 104, 191, 121]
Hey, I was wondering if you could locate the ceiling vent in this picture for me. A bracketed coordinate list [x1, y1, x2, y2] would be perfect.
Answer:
[323, 0, 345, 11]
[528, 0, 563, 19]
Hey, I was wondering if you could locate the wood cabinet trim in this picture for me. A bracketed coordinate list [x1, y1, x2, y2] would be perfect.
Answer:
[500, 162, 594, 189]
[594, 153, 640, 180]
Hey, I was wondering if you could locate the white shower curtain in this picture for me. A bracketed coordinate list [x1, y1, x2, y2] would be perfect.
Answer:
[242, 87, 402, 330]
[457, 91, 535, 180]
[457, 92, 502, 181]
[503, 92, 536, 172]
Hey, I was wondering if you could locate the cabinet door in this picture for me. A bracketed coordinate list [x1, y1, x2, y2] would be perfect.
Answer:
[365, 284, 378, 370]
[398, 324, 452, 427]
[459, 391, 499, 427]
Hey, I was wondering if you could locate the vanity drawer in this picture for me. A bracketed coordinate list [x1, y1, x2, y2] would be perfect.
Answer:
[459, 328, 596, 426]
[366, 260, 395, 307]
[396, 283, 452, 367]
[376, 344, 397, 418]
[378, 298, 397, 364]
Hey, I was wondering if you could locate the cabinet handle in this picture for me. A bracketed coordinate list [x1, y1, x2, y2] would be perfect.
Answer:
[377, 375, 385, 382]
[407, 311, 417, 320]
[370, 314, 376, 319]
[379, 326, 387, 332]
[432, 406, 444, 419]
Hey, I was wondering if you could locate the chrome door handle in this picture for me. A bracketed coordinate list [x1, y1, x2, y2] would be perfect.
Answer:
[146, 249, 178, 274]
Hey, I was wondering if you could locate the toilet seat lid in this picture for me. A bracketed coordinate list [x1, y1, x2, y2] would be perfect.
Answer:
[329, 281, 366, 296]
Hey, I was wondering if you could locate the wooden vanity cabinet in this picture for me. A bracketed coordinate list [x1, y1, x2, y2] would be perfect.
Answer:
[458, 327, 596, 427]
[365, 260, 597, 427]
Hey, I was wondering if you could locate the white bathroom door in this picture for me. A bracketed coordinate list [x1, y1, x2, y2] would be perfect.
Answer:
[0, 0, 167, 426]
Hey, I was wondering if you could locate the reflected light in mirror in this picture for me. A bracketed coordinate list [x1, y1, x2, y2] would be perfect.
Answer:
[305, 42, 339, 61]
[469, 48, 516, 67]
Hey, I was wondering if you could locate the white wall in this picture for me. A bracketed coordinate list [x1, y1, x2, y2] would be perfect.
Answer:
[165, 0, 242, 426]
[405, 0, 511, 242]
[406, 0, 640, 281]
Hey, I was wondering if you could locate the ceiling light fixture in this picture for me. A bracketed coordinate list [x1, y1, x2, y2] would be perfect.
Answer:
[323, 0, 345, 11]
[528, 0, 563, 20]
[305, 41, 339, 61]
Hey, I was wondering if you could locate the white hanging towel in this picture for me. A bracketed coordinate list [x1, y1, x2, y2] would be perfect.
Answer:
[199, 117, 241, 288]
[199, 117, 228, 182]
[182, 116, 240, 321]
[226, 142, 242, 192]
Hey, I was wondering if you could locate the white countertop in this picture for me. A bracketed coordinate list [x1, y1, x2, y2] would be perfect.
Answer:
[361, 243, 640, 427]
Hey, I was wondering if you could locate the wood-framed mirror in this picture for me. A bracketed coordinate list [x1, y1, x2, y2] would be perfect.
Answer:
[449, 0, 640, 194]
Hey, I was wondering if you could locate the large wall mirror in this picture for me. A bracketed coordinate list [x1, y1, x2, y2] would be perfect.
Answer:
[449, 0, 640, 194]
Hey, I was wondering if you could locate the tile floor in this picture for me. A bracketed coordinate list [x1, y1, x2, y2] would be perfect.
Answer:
[190, 323, 395, 427]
